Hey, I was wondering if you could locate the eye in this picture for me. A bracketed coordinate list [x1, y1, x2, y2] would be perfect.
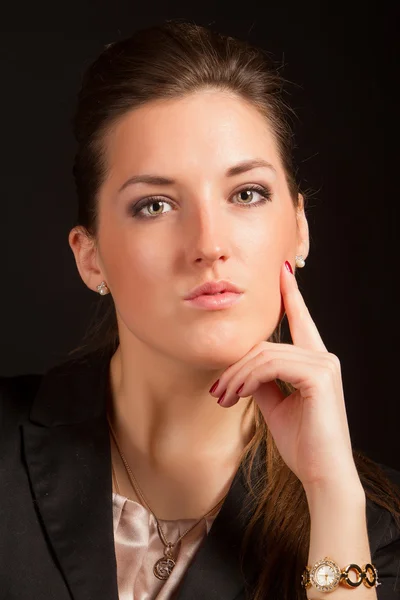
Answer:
[232, 184, 272, 207]
[129, 184, 272, 219]
[133, 199, 172, 218]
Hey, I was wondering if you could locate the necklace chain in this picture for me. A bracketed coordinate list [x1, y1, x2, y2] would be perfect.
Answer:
[107, 414, 228, 550]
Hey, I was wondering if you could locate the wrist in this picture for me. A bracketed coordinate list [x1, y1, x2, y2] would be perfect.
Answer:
[304, 476, 365, 513]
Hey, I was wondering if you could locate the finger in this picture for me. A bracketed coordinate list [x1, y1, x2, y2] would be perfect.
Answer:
[282, 261, 327, 352]
[217, 351, 320, 409]
[210, 342, 302, 400]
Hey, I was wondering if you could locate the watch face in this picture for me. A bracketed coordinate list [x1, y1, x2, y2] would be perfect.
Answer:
[315, 565, 336, 586]
[310, 558, 341, 592]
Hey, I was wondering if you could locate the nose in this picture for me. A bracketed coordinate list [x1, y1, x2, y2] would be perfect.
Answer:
[194, 246, 227, 266]
[185, 204, 231, 267]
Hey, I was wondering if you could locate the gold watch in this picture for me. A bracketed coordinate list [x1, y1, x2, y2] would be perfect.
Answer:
[301, 556, 378, 592]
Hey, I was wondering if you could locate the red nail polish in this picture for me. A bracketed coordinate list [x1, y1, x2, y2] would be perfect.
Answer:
[209, 380, 219, 394]
[217, 390, 226, 404]
[285, 260, 293, 274]
[236, 383, 244, 395]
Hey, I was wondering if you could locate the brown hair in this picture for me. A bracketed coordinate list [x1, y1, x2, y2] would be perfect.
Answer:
[70, 20, 400, 600]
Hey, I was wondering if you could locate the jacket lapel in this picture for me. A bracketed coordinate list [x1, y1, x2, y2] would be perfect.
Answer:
[175, 459, 259, 600]
[22, 348, 119, 600]
[21, 348, 260, 600]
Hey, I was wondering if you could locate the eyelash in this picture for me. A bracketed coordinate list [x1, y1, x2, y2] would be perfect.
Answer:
[128, 184, 273, 220]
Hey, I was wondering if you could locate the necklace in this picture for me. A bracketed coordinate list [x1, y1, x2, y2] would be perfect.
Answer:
[107, 414, 228, 580]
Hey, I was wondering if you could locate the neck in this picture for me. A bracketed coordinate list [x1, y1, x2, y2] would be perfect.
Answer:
[107, 342, 255, 471]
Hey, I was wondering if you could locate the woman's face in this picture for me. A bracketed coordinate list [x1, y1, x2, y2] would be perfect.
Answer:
[82, 90, 308, 368]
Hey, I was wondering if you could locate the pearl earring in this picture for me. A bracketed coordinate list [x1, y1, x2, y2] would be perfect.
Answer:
[295, 255, 306, 268]
[97, 281, 110, 295]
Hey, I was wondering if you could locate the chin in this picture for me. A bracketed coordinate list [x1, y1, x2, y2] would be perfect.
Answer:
[179, 338, 257, 371]
[173, 312, 281, 368]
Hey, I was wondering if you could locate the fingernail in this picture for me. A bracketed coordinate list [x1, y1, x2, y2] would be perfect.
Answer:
[209, 380, 219, 394]
[217, 390, 226, 405]
[236, 383, 244, 395]
[285, 260, 293, 274]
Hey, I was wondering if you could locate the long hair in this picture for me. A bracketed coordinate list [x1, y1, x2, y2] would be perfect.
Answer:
[70, 20, 400, 599]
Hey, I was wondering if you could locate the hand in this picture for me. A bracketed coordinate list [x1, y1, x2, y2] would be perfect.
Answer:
[209, 261, 360, 492]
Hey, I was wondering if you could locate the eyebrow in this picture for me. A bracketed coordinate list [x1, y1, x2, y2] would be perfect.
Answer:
[118, 158, 277, 193]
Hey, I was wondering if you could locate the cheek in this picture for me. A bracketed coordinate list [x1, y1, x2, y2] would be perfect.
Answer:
[244, 221, 287, 274]
[244, 224, 288, 326]
[100, 228, 170, 305]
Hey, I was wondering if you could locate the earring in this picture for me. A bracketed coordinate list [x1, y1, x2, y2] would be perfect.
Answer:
[295, 255, 306, 268]
[97, 281, 110, 295]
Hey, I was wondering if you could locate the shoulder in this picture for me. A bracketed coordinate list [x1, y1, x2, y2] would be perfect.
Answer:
[363, 461, 400, 596]
[0, 373, 43, 433]
[365, 461, 400, 546]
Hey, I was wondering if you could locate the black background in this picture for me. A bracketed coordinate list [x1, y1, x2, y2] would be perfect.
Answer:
[1, 3, 399, 470]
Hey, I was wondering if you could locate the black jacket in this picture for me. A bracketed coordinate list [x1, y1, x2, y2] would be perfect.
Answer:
[1, 348, 399, 600]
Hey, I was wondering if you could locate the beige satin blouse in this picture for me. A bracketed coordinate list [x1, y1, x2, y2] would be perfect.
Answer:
[112, 491, 220, 600]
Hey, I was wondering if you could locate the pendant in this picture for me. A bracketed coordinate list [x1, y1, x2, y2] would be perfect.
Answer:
[153, 544, 176, 580]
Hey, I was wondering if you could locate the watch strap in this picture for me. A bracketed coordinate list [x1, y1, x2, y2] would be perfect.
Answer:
[301, 556, 379, 592]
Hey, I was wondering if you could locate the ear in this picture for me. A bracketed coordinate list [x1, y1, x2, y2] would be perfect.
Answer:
[68, 226, 105, 293]
[296, 193, 310, 260]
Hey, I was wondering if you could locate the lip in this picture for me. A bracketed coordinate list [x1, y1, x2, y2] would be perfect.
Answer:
[184, 280, 243, 300]
[185, 291, 243, 310]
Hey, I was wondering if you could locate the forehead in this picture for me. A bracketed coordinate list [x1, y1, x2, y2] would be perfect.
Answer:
[103, 89, 282, 183]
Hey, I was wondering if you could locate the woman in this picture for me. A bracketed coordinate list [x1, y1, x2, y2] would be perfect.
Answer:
[1, 20, 399, 600]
